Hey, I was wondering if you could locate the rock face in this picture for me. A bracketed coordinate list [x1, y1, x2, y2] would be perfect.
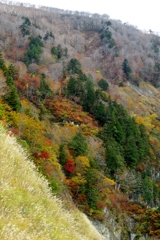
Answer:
[92, 220, 121, 240]
[92, 208, 122, 240]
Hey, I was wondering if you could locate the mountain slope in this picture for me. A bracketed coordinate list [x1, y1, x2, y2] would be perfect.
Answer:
[0, 124, 103, 240]
[0, 1, 160, 239]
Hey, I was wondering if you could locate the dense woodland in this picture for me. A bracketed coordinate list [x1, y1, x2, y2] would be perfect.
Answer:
[0, 1, 160, 239]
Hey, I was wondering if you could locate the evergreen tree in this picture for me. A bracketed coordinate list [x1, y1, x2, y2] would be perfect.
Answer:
[0, 50, 6, 71]
[85, 169, 100, 209]
[99, 124, 125, 176]
[6, 76, 14, 86]
[67, 58, 82, 75]
[93, 102, 106, 125]
[39, 74, 52, 100]
[122, 58, 131, 80]
[49, 32, 54, 38]
[138, 124, 151, 159]
[141, 176, 153, 205]
[67, 77, 77, 96]
[51, 46, 58, 57]
[124, 134, 139, 168]
[57, 44, 62, 59]
[24, 36, 43, 66]
[83, 78, 96, 112]
[59, 144, 67, 166]
[106, 140, 125, 176]
[105, 101, 126, 143]
[70, 131, 88, 157]
[5, 63, 17, 80]
[101, 28, 112, 40]
[1, 60, 21, 111]
[44, 31, 55, 41]
[99, 99, 152, 174]
[20, 17, 31, 37]
[98, 78, 109, 91]
[66, 75, 86, 101]
[3, 85, 21, 111]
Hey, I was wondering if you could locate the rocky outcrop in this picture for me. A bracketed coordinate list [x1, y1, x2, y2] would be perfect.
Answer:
[92, 208, 122, 240]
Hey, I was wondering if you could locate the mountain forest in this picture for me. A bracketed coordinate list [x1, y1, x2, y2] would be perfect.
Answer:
[0, 1, 160, 239]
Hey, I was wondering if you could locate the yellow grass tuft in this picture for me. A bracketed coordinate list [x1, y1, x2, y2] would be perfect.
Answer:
[0, 124, 103, 240]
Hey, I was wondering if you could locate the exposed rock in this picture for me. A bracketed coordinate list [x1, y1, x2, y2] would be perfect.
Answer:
[92, 208, 122, 240]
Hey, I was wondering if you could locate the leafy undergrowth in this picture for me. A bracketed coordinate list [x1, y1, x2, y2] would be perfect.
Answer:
[0, 124, 103, 240]
[44, 97, 99, 134]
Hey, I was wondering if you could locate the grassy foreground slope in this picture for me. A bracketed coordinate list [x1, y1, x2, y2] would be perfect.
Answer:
[0, 124, 103, 240]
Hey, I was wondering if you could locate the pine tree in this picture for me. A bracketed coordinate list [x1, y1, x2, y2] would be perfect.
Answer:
[85, 169, 100, 209]
[2, 61, 21, 111]
[59, 144, 67, 166]
[93, 102, 106, 125]
[105, 138, 125, 176]
[39, 74, 52, 100]
[3, 85, 21, 111]
[24, 36, 43, 66]
[67, 77, 77, 96]
[20, 17, 31, 37]
[67, 58, 82, 75]
[51, 46, 58, 57]
[70, 131, 88, 157]
[0, 50, 6, 71]
[124, 134, 139, 168]
[98, 78, 109, 91]
[5, 63, 17, 80]
[83, 78, 96, 112]
[57, 44, 62, 59]
[122, 58, 131, 80]
[141, 176, 153, 205]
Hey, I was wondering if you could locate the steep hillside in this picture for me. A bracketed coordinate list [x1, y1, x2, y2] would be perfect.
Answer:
[0, 124, 103, 240]
[0, 1, 160, 239]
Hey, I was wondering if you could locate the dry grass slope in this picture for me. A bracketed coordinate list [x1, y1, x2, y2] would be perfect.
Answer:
[0, 124, 103, 240]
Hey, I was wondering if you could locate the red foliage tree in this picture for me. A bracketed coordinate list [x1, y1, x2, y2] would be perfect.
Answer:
[40, 150, 50, 159]
[64, 159, 75, 174]
[34, 150, 50, 159]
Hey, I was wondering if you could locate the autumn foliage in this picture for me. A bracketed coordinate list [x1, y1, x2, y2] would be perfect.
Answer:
[64, 159, 75, 174]
[1, 6, 160, 238]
